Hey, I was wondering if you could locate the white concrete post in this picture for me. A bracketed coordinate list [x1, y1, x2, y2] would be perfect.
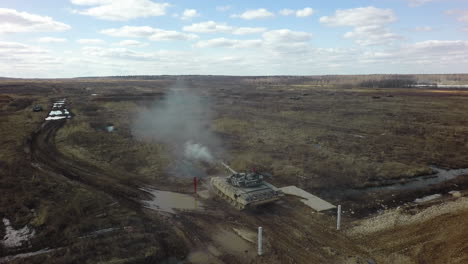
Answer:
[337, 205, 342, 231]
[258, 226, 263, 256]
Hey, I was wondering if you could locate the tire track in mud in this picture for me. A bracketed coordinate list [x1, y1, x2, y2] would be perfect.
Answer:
[28, 120, 147, 209]
[25, 117, 190, 261]
[174, 196, 372, 264]
[26, 117, 371, 264]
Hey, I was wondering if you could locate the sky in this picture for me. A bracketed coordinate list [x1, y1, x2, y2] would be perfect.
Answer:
[1, 0, 468, 78]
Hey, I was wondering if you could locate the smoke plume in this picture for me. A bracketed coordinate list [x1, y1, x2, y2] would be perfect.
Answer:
[132, 80, 221, 166]
[184, 141, 214, 163]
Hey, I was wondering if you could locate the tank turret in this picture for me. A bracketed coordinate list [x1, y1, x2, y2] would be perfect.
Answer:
[227, 172, 264, 187]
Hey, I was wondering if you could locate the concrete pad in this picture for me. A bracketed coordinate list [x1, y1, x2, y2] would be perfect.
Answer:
[280, 186, 336, 211]
[449, 190, 462, 198]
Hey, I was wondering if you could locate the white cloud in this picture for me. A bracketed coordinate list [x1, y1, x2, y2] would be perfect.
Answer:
[181, 9, 200, 20]
[406, 40, 468, 53]
[194, 29, 312, 52]
[77, 38, 105, 45]
[279, 9, 295, 16]
[232, 27, 266, 35]
[280, 7, 314, 17]
[216, 5, 231, 12]
[0, 41, 47, 54]
[4, 38, 468, 78]
[194, 38, 262, 49]
[0, 8, 70, 33]
[445, 10, 468, 23]
[320, 7, 400, 46]
[356, 40, 468, 71]
[0, 41, 64, 77]
[183, 21, 266, 35]
[101, 26, 198, 41]
[81, 46, 155, 60]
[116, 39, 148, 47]
[101, 26, 156, 37]
[37, 37, 68, 43]
[71, 0, 170, 21]
[231, 8, 274, 20]
[259, 30, 313, 56]
[405, 0, 435, 7]
[262, 29, 312, 43]
[296, 8, 314, 17]
[320, 7, 396, 27]
[149, 30, 198, 41]
[183, 21, 232, 33]
[412, 26, 434, 32]
[343, 25, 401, 46]
[369, 40, 468, 66]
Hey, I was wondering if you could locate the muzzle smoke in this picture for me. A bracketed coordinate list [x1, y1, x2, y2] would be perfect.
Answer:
[184, 141, 214, 163]
[131, 79, 221, 168]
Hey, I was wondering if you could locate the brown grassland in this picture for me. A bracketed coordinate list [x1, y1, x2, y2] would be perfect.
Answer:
[0, 75, 467, 263]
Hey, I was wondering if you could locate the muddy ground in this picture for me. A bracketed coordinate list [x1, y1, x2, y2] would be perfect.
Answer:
[0, 76, 467, 263]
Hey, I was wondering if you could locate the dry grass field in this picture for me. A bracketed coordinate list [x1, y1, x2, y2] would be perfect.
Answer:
[0, 75, 467, 263]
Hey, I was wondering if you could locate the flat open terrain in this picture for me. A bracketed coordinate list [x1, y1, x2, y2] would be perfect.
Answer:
[0, 76, 467, 263]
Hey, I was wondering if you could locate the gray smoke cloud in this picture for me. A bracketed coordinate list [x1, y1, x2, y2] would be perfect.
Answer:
[184, 141, 214, 162]
[131, 80, 221, 166]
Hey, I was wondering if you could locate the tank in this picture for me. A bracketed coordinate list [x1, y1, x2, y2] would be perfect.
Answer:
[32, 105, 43, 112]
[211, 162, 284, 210]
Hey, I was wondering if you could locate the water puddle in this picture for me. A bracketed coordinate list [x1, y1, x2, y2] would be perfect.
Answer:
[414, 194, 442, 203]
[184, 227, 256, 263]
[187, 247, 223, 264]
[232, 228, 256, 243]
[0, 248, 58, 263]
[142, 188, 203, 213]
[212, 229, 253, 255]
[363, 166, 468, 192]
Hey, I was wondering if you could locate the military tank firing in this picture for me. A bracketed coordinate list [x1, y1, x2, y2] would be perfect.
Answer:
[211, 162, 284, 210]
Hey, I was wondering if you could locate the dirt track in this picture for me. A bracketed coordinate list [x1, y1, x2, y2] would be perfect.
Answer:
[28, 120, 146, 209]
[26, 111, 371, 263]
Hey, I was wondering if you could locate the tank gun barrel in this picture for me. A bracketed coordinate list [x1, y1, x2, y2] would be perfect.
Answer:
[220, 161, 237, 174]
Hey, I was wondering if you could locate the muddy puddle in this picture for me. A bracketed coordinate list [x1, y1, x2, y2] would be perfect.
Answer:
[142, 188, 203, 213]
[0, 248, 58, 263]
[363, 166, 468, 192]
[212, 229, 253, 254]
[187, 227, 256, 264]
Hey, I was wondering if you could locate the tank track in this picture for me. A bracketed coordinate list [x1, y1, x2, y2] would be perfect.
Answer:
[214, 187, 246, 210]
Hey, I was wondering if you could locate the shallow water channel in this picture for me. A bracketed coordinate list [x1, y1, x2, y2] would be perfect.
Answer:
[363, 166, 468, 192]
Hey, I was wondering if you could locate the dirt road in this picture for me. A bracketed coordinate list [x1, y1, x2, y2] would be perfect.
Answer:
[28, 119, 147, 208]
[26, 109, 371, 263]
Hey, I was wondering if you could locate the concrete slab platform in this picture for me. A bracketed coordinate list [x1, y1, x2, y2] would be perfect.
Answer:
[280, 186, 336, 212]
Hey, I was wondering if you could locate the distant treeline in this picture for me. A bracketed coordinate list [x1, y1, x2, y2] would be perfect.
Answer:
[359, 77, 417, 88]
[70, 74, 468, 88]
[239, 74, 468, 88]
